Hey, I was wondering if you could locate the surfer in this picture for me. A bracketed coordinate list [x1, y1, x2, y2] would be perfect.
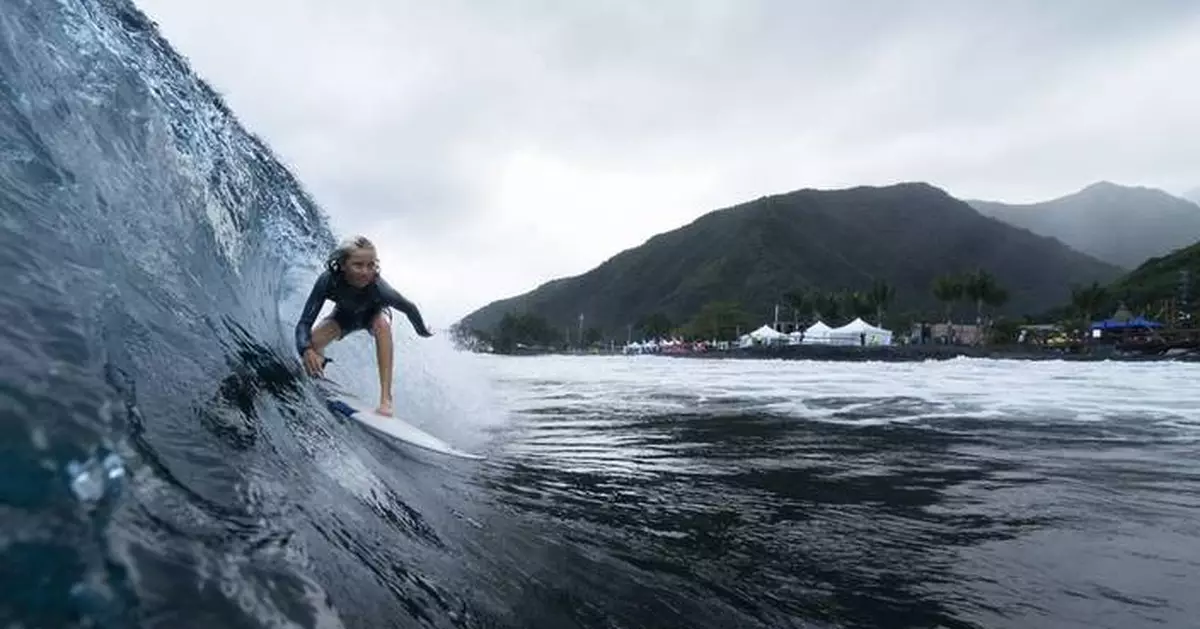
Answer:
[295, 236, 433, 416]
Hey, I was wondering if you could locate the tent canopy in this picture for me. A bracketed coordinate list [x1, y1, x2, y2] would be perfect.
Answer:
[804, 320, 833, 337]
[1090, 316, 1162, 330]
[827, 317, 894, 345]
[830, 317, 890, 334]
[749, 324, 787, 340]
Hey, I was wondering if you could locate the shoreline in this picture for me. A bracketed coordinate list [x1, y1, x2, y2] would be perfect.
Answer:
[487, 343, 1200, 362]
[678, 344, 1200, 362]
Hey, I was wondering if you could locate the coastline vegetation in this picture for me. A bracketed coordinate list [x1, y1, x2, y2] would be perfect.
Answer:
[452, 254, 1198, 354]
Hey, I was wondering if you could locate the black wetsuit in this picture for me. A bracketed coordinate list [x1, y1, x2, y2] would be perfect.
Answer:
[294, 269, 432, 356]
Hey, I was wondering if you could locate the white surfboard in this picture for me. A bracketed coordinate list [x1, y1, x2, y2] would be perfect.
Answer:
[315, 378, 484, 460]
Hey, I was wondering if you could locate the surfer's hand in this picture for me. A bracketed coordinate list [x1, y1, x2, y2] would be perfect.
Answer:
[303, 348, 325, 377]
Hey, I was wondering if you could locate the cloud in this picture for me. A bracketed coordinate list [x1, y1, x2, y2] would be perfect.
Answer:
[135, 0, 1200, 323]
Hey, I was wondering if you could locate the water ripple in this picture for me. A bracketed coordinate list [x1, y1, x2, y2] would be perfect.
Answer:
[472, 354, 1200, 629]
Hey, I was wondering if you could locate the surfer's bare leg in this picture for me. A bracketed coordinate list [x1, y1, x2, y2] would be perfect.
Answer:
[369, 312, 394, 416]
[304, 318, 341, 377]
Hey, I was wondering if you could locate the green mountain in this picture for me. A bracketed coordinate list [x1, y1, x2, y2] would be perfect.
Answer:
[1056, 239, 1200, 326]
[967, 181, 1200, 269]
[1106, 240, 1200, 315]
[458, 183, 1124, 338]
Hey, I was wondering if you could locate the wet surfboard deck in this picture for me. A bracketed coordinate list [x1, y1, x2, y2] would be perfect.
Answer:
[314, 377, 484, 460]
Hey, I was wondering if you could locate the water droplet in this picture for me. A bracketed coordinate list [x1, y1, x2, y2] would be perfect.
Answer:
[66, 451, 126, 503]
[102, 453, 124, 480]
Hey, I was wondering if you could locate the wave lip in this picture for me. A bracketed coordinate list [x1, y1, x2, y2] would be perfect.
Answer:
[0, 0, 352, 627]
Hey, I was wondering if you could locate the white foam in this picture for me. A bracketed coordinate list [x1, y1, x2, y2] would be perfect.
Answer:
[471, 354, 1200, 429]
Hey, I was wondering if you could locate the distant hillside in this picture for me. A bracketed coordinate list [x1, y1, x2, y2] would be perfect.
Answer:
[458, 183, 1122, 336]
[1186, 187, 1200, 206]
[1106, 240, 1200, 314]
[968, 181, 1200, 269]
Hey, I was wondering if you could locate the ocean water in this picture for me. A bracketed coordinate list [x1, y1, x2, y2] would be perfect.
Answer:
[3, 1, 1200, 628]
[476, 354, 1200, 629]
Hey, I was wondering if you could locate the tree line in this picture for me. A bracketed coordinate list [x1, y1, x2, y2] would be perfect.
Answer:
[782, 269, 1009, 329]
[456, 267, 1024, 352]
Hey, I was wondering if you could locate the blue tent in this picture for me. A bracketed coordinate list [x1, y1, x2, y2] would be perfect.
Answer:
[1129, 315, 1163, 328]
[1090, 316, 1162, 330]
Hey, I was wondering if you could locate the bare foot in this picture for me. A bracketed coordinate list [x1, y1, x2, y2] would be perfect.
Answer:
[376, 399, 394, 417]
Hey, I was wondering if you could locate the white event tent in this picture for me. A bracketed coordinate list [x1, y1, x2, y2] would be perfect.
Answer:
[801, 320, 834, 345]
[827, 317, 893, 346]
[750, 324, 788, 341]
[739, 324, 789, 347]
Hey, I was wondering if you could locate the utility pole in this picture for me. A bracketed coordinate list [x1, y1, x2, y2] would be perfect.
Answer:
[578, 313, 585, 349]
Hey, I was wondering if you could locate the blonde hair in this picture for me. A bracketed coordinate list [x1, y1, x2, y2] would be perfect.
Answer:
[325, 235, 377, 273]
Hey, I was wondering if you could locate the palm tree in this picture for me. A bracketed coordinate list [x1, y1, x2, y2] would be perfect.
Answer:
[867, 279, 895, 327]
[1070, 281, 1108, 329]
[783, 288, 813, 327]
[813, 291, 841, 323]
[840, 291, 868, 321]
[984, 285, 1009, 316]
[688, 300, 751, 340]
[961, 268, 1008, 324]
[932, 274, 964, 323]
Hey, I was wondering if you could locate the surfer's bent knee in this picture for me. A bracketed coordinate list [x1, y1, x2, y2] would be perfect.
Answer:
[311, 317, 342, 349]
[369, 312, 391, 337]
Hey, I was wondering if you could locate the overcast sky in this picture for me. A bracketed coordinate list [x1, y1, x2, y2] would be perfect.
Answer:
[134, 0, 1200, 326]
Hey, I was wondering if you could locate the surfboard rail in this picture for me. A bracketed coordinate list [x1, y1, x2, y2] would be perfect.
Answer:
[314, 378, 484, 460]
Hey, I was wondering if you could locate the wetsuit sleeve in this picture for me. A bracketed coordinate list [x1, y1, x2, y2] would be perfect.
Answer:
[376, 277, 433, 337]
[294, 270, 332, 356]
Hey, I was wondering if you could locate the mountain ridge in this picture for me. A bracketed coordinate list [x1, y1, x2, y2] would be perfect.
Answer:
[967, 181, 1200, 269]
[458, 182, 1123, 337]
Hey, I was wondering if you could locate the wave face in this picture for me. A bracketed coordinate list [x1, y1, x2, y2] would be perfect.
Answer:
[0, 5, 756, 626]
[0, 2, 494, 627]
